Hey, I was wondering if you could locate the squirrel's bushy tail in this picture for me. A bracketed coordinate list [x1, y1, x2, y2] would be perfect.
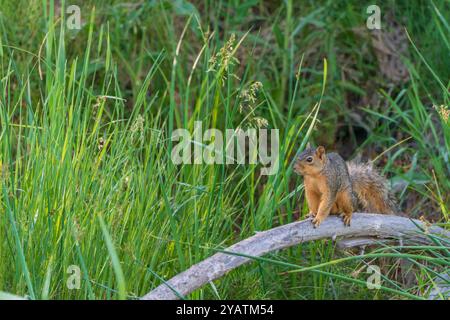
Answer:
[346, 161, 397, 214]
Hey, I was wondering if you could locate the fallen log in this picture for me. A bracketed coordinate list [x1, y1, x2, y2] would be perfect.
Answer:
[428, 272, 450, 300]
[142, 213, 449, 300]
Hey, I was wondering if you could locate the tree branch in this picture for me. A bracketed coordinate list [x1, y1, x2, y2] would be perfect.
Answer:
[141, 213, 449, 300]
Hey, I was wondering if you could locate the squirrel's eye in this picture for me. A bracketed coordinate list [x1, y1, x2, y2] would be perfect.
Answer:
[306, 156, 313, 163]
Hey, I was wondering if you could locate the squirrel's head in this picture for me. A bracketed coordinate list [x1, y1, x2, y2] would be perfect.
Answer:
[294, 143, 326, 176]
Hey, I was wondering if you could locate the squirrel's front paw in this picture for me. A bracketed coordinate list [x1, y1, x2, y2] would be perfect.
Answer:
[306, 212, 316, 218]
[312, 216, 324, 228]
[340, 213, 352, 226]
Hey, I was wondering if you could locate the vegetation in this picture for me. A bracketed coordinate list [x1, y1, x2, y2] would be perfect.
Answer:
[0, 0, 448, 299]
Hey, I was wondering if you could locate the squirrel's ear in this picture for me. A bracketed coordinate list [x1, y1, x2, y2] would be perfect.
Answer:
[306, 142, 311, 149]
[316, 146, 326, 159]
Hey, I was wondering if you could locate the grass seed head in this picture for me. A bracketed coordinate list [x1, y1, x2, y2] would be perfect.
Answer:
[434, 105, 449, 123]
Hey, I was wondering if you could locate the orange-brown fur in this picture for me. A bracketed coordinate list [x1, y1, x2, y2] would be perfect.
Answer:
[347, 161, 397, 214]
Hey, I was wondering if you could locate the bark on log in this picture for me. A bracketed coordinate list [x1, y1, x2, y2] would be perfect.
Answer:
[142, 213, 449, 300]
[428, 273, 450, 300]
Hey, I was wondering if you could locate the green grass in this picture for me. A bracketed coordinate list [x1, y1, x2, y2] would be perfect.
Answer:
[0, 0, 449, 300]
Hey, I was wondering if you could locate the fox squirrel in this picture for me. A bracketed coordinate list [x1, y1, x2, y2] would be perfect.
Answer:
[294, 144, 397, 228]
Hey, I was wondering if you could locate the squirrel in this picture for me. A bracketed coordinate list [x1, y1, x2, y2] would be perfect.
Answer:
[293, 144, 397, 228]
